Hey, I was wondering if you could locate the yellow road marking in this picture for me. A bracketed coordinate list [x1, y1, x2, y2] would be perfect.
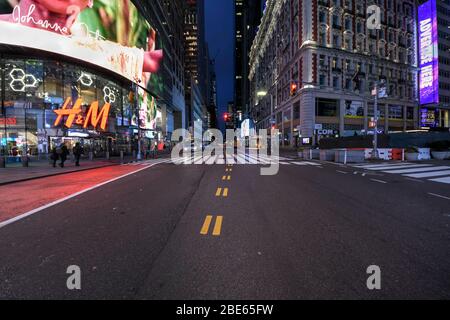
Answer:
[200, 215, 213, 235]
[212, 216, 223, 236]
[223, 188, 229, 197]
[216, 188, 222, 196]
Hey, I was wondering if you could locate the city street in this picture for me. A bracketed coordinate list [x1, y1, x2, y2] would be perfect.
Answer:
[0, 153, 449, 299]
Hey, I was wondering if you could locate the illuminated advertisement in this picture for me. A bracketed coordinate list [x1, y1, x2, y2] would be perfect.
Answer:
[138, 89, 158, 130]
[345, 100, 364, 118]
[418, 0, 439, 105]
[0, 0, 163, 88]
[420, 108, 437, 127]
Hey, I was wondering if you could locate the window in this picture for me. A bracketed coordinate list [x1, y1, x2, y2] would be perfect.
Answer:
[316, 98, 338, 117]
[294, 103, 300, 119]
[333, 76, 339, 89]
[389, 105, 403, 119]
[319, 74, 326, 86]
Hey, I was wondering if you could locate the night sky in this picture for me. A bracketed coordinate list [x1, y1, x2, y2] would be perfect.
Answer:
[205, 0, 234, 130]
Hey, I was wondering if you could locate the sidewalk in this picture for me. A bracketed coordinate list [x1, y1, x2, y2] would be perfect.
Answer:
[0, 156, 137, 186]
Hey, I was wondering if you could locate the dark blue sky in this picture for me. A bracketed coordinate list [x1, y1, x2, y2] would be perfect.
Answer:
[205, 0, 234, 130]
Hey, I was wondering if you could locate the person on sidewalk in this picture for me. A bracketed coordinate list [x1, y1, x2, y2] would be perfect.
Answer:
[150, 141, 156, 159]
[50, 146, 59, 168]
[73, 142, 84, 167]
[59, 143, 69, 168]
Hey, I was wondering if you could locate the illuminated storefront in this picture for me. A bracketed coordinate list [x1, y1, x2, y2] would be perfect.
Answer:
[0, 0, 164, 165]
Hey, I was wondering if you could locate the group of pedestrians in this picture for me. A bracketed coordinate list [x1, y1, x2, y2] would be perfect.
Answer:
[50, 143, 84, 168]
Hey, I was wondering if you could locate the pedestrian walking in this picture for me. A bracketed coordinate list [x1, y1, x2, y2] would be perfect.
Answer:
[50, 146, 59, 168]
[59, 143, 69, 168]
[73, 142, 84, 167]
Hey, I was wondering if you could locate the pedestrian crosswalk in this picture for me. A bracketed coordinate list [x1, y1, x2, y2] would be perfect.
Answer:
[351, 162, 450, 185]
[170, 153, 298, 165]
[124, 155, 325, 168]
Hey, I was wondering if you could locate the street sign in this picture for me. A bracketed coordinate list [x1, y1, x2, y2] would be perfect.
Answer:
[378, 87, 387, 98]
[315, 129, 338, 135]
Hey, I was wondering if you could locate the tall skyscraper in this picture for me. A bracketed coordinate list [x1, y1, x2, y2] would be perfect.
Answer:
[234, 0, 263, 119]
[184, 0, 209, 131]
[208, 58, 218, 129]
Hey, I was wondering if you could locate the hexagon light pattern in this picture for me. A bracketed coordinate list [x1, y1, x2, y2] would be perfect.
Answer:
[9, 68, 39, 92]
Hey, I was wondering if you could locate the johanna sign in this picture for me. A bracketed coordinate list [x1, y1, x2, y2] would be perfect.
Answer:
[53, 98, 111, 131]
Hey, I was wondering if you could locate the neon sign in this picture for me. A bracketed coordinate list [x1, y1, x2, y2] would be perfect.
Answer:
[53, 98, 111, 131]
[9, 68, 39, 92]
[418, 0, 439, 105]
[0, 118, 17, 125]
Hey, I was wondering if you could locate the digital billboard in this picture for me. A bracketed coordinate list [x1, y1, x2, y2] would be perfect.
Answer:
[418, 0, 439, 105]
[138, 89, 159, 130]
[0, 0, 163, 90]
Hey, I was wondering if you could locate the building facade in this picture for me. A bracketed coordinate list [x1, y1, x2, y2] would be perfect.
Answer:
[184, 0, 210, 132]
[0, 0, 166, 166]
[249, 0, 419, 147]
[234, 0, 262, 120]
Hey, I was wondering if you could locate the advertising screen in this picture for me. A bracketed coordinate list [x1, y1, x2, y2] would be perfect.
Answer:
[138, 88, 158, 130]
[345, 100, 364, 118]
[0, 0, 163, 92]
[418, 0, 439, 105]
[420, 108, 437, 127]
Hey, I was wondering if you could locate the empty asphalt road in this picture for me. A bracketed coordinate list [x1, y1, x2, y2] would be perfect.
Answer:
[0, 155, 449, 299]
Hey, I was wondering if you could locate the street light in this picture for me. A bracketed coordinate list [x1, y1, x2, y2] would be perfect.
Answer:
[257, 91, 268, 97]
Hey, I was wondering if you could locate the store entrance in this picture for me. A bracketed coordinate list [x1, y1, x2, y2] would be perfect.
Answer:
[49, 137, 109, 159]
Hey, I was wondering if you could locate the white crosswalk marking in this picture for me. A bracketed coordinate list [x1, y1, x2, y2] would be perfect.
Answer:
[382, 166, 450, 174]
[351, 162, 450, 186]
[363, 164, 432, 171]
[292, 162, 308, 166]
[405, 170, 450, 179]
[429, 177, 450, 184]
[353, 162, 412, 169]
[302, 161, 322, 166]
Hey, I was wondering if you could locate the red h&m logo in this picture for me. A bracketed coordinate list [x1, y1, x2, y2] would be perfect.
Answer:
[54, 98, 111, 131]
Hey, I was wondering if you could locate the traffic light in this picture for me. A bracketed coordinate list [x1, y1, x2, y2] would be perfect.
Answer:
[290, 82, 298, 96]
[223, 113, 229, 121]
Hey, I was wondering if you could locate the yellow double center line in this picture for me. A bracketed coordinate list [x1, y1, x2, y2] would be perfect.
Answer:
[200, 215, 223, 236]
[215, 187, 229, 197]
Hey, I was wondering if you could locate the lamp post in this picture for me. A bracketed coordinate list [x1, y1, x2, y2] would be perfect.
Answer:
[372, 79, 386, 160]
[372, 81, 379, 160]
[133, 79, 142, 161]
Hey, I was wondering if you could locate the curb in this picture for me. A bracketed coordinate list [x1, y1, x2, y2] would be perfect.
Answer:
[0, 161, 134, 187]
